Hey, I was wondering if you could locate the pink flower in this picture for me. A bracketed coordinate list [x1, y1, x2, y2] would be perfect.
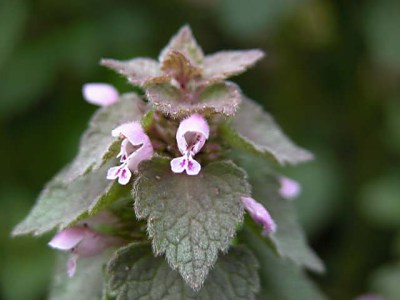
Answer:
[279, 176, 301, 200]
[48, 225, 122, 277]
[82, 83, 119, 106]
[107, 122, 154, 185]
[241, 196, 277, 235]
[170, 114, 209, 175]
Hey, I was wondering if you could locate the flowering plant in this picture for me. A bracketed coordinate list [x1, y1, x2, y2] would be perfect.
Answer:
[13, 25, 325, 299]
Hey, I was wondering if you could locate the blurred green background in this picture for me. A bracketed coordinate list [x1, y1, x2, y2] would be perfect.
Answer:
[1, 0, 399, 299]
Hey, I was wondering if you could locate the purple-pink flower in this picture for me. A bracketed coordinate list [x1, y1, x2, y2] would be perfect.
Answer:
[170, 114, 209, 176]
[107, 122, 154, 185]
[48, 225, 122, 277]
[241, 196, 277, 235]
[82, 83, 119, 106]
[279, 176, 301, 200]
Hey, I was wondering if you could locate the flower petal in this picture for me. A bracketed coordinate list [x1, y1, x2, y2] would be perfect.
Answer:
[170, 156, 186, 173]
[241, 196, 277, 235]
[176, 114, 209, 155]
[73, 231, 122, 257]
[117, 166, 132, 185]
[82, 83, 119, 106]
[48, 227, 86, 250]
[111, 122, 154, 175]
[111, 122, 150, 147]
[185, 157, 201, 176]
[106, 166, 122, 180]
[279, 176, 301, 200]
[67, 255, 78, 278]
[126, 142, 154, 171]
[116, 139, 129, 162]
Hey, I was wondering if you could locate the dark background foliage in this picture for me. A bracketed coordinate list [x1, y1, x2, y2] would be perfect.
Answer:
[1, 0, 399, 299]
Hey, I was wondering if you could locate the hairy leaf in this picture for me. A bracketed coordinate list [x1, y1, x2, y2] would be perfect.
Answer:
[202, 50, 264, 85]
[49, 252, 110, 300]
[12, 162, 128, 236]
[161, 50, 202, 85]
[106, 243, 260, 299]
[159, 25, 204, 65]
[101, 58, 169, 87]
[145, 81, 241, 118]
[222, 97, 313, 165]
[242, 228, 327, 300]
[65, 93, 145, 182]
[133, 158, 250, 290]
[234, 152, 324, 273]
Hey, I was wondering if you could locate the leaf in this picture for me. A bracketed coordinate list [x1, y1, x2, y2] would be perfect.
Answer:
[241, 227, 327, 300]
[133, 158, 250, 290]
[106, 243, 260, 299]
[159, 25, 204, 65]
[12, 162, 129, 236]
[101, 58, 167, 87]
[202, 50, 264, 85]
[49, 252, 110, 300]
[234, 152, 324, 273]
[221, 97, 313, 165]
[161, 50, 202, 85]
[65, 93, 144, 182]
[145, 81, 241, 118]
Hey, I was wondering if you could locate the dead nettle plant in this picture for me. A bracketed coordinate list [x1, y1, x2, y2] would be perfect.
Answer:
[13, 25, 326, 300]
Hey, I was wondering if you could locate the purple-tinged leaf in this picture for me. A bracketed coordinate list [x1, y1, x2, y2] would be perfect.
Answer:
[146, 81, 241, 118]
[101, 58, 168, 86]
[161, 50, 202, 88]
[159, 25, 204, 65]
[202, 49, 265, 85]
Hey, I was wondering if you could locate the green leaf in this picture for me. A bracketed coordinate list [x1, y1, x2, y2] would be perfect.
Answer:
[65, 93, 144, 181]
[145, 81, 241, 118]
[101, 58, 167, 87]
[12, 162, 129, 236]
[106, 243, 260, 299]
[159, 25, 204, 66]
[221, 97, 313, 165]
[133, 158, 250, 290]
[140, 109, 155, 130]
[234, 152, 324, 273]
[202, 50, 264, 85]
[241, 228, 327, 300]
[49, 252, 110, 300]
[12, 93, 142, 236]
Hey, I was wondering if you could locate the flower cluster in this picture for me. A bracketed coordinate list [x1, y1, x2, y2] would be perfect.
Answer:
[170, 114, 209, 175]
[106, 122, 154, 185]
